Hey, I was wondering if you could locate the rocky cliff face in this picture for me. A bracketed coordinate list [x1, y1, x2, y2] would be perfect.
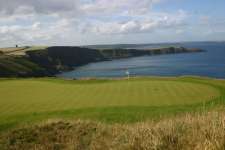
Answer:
[0, 46, 203, 77]
[26, 47, 105, 74]
[99, 47, 203, 59]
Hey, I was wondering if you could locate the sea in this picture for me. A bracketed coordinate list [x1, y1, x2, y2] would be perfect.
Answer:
[58, 42, 225, 79]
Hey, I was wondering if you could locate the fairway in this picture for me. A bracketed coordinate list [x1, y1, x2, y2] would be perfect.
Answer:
[0, 77, 224, 131]
[0, 78, 220, 118]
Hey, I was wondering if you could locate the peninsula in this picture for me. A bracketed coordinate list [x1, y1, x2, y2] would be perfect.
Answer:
[0, 46, 203, 77]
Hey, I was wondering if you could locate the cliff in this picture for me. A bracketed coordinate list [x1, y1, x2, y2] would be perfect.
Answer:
[0, 46, 203, 77]
[99, 47, 203, 59]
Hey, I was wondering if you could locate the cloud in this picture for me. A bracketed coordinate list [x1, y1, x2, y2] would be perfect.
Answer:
[0, 0, 161, 21]
[84, 10, 187, 34]
[0, 18, 74, 46]
[81, 0, 160, 16]
[0, 0, 201, 46]
[0, 0, 79, 16]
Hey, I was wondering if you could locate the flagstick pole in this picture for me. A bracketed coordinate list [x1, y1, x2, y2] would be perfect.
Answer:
[126, 70, 130, 80]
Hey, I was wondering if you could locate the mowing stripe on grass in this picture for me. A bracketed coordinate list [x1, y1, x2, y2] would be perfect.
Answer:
[0, 77, 223, 131]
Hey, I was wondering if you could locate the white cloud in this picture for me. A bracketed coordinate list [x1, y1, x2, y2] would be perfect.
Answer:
[0, 0, 79, 16]
[81, 0, 160, 16]
[83, 10, 187, 34]
[2, 0, 218, 46]
[0, 18, 75, 46]
[0, 0, 162, 19]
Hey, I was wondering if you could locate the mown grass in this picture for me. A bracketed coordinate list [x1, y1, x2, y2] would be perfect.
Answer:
[0, 78, 219, 114]
[0, 77, 224, 132]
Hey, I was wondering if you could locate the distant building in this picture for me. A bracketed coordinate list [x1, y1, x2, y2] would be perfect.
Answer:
[16, 45, 18, 48]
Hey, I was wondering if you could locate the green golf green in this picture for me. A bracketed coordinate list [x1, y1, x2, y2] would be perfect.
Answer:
[0, 78, 219, 117]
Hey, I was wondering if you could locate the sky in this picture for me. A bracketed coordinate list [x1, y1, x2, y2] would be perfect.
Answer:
[0, 0, 225, 47]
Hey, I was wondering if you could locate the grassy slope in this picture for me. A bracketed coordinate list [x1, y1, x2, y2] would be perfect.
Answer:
[0, 46, 107, 77]
[0, 46, 48, 55]
[0, 77, 225, 132]
[0, 47, 27, 55]
[0, 55, 46, 77]
[0, 46, 49, 77]
[1, 110, 225, 150]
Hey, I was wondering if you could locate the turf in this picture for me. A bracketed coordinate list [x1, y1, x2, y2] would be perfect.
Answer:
[0, 77, 224, 131]
[0, 46, 48, 55]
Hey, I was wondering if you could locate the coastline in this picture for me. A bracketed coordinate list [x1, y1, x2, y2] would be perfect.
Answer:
[0, 46, 203, 78]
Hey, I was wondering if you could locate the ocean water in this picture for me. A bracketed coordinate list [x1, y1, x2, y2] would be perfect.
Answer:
[58, 42, 225, 79]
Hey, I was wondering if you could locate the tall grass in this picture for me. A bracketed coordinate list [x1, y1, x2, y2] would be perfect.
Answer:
[1, 109, 225, 150]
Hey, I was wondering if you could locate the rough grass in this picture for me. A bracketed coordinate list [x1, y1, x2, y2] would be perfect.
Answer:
[0, 109, 225, 150]
[0, 46, 48, 55]
[0, 47, 26, 53]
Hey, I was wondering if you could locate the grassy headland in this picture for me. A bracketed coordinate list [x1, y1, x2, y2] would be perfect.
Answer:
[0, 46, 203, 77]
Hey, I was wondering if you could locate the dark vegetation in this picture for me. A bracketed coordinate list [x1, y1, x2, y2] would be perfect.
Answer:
[0, 46, 203, 77]
[0, 55, 47, 77]
[99, 47, 202, 59]
[26, 47, 105, 76]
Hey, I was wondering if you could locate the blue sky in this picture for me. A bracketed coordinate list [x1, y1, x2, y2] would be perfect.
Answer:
[0, 0, 225, 47]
